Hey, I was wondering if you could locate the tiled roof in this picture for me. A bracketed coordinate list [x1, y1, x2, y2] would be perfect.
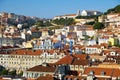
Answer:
[86, 45, 101, 48]
[55, 55, 73, 65]
[112, 69, 120, 77]
[65, 75, 83, 80]
[83, 67, 113, 76]
[9, 49, 43, 55]
[72, 54, 88, 60]
[72, 59, 89, 65]
[27, 65, 56, 72]
[36, 75, 59, 80]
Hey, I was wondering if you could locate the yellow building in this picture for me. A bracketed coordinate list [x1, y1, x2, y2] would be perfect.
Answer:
[108, 37, 118, 46]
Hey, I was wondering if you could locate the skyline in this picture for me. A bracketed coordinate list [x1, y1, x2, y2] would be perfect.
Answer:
[0, 0, 120, 18]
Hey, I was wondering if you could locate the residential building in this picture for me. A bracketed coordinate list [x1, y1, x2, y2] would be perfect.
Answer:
[85, 45, 102, 54]
[23, 64, 56, 78]
[105, 13, 120, 27]
[82, 67, 120, 80]
[0, 49, 66, 71]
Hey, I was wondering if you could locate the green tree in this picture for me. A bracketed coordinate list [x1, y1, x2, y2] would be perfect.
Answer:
[44, 21, 52, 26]
[52, 18, 75, 26]
[35, 20, 44, 27]
[105, 5, 120, 14]
[9, 70, 16, 76]
[85, 21, 95, 25]
[93, 22, 105, 30]
[18, 71, 23, 76]
[1, 69, 8, 75]
[114, 5, 120, 13]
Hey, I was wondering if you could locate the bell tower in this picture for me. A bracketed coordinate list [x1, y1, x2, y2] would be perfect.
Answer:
[76, 10, 80, 16]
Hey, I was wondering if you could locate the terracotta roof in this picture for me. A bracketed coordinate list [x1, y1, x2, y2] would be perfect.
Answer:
[9, 49, 43, 55]
[72, 54, 88, 60]
[86, 45, 101, 48]
[83, 67, 113, 76]
[36, 75, 59, 80]
[112, 69, 120, 77]
[27, 65, 56, 72]
[72, 59, 89, 65]
[95, 77, 112, 80]
[55, 55, 73, 65]
[65, 75, 83, 80]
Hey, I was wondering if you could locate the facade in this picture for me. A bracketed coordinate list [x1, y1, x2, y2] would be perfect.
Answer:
[0, 49, 66, 71]
[81, 10, 102, 16]
[82, 67, 120, 80]
[85, 45, 102, 54]
[23, 64, 56, 78]
[98, 36, 109, 45]
[34, 38, 53, 50]
[105, 13, 120, 27]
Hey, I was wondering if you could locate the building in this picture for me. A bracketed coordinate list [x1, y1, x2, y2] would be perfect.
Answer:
[82, 67, 120, 80]
[0, 49, 66, 71]
[85, 45, 102, 54]
[81, 10, 102, 16]
[23, 64, 56, 78]
[105, 13, 120, 27]
[53, 10, 80, 20]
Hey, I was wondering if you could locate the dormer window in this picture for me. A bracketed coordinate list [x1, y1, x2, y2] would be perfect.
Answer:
[89, 70, 94, 75]
[101, 71, 105, 76]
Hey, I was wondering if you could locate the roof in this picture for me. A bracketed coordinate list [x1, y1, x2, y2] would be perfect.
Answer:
[55, 55, 74, 65]
[72, 54, 88, 60]
[27, 65, 56, 72]
[9, 49, 43, 55]
[72, 59, 89, 65]
[112, 69, 120, 77]
[67, 70, 80, 76]
[84, 10, 101, 13]
[65, 75, 83, 80]
[83, 67, 113, 76]
[36, 75, 59, 80]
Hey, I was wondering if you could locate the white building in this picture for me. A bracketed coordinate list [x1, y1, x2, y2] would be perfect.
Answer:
[81, 10, 102, 16]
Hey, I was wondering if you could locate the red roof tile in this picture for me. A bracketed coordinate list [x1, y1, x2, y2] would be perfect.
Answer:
[83, 67, 113, 76]
[55, 55, 73, 65]
[27, 65, 56, 72]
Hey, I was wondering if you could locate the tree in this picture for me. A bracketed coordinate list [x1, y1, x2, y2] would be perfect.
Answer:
[93, 22, 105, 30]
[85, 21, 95, 25]
[105, 5, 120, 14]
[76, 15, 98, 19]
[1, 69, 8, 75]
[52, 18, 75, 26]
[18, 71, 23, 76]
[114, 5, 120, 13]
[9, 70, 16, 76]
[35, 20, 44, 27]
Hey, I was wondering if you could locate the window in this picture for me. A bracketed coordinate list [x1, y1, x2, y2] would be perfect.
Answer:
[89, 70, 94, 75]
[101, 71, 105, 76]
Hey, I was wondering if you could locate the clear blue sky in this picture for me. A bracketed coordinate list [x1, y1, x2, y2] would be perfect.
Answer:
[0, 0, 120, 18]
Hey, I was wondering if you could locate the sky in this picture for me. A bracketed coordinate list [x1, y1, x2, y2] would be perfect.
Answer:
[0, 0, 120, 18]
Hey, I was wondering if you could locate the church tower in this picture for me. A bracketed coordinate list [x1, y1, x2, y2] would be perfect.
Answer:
[76, 10, 80, 16]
